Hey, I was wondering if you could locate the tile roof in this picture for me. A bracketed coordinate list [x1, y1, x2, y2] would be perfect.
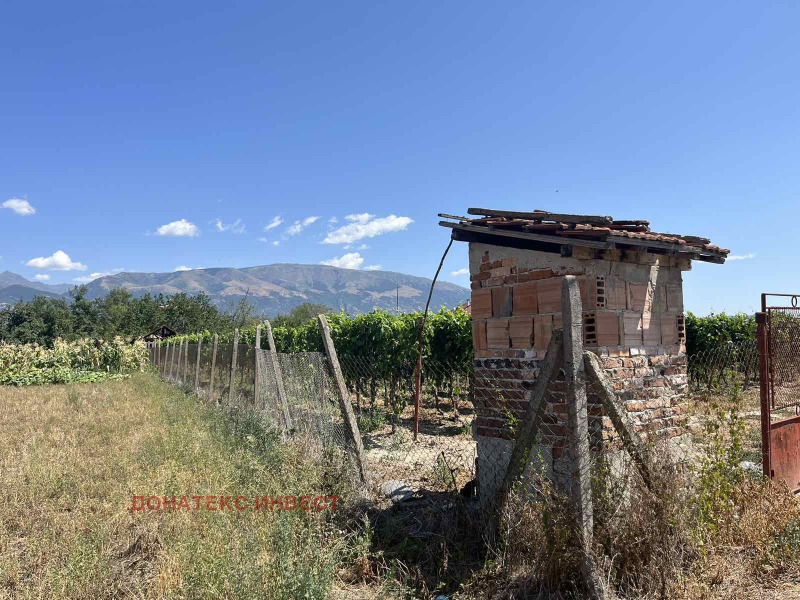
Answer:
[439, 208, 729, 264]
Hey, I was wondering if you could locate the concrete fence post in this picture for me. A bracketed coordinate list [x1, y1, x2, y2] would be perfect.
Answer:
[254, 325, 262, 406]
[182, 338, 189, 385]
[194, 337, 203, 394]
[229, 329, 239, 405]
[168, 340, 175, 380]
[264, 320, 293, 434]
[561, 275, 604, 600]
[318, 314, 369, 486]
[209, 334, 219, 403]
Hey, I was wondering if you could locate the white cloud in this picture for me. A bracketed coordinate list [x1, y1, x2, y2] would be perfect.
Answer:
[320, 252, 365, 270]
[272, 241, 280, 247]
[173, 265, 193, 272]
[263, 216, 283, 231]
[26, 250, 87, 271]
[33, 273, 50, 281]
[451, 268, 469, 276]
[363, 264, 382, 271]
[2, 198, 35, 216]
[286, 216, 320, 236]
[323, 214, 413, 245]
[727, 253, 756, 261]
[155, 218, 199, 237]
[345, 213, 374, 224]
[72, 267, 124, 283]
[213, 218, 246, 234]
[328, 217, 338, 224]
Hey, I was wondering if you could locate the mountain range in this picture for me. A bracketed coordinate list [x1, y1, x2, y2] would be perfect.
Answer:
[0, 265, 470, 316]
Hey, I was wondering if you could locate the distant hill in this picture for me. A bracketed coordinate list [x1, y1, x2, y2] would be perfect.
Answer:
[0, 284, 65, 304]
[0, 271, 72, 295]
[0, 265, 470, 316]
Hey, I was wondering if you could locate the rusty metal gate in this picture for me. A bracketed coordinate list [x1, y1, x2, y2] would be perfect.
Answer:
[758, 293, 800, 491]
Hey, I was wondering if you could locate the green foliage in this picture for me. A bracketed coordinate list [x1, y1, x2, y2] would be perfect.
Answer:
[0, 338, 148, 386]
[685, 311, 756, 356]
[693, 393, 747, 543]
[0, 289, 235, 344]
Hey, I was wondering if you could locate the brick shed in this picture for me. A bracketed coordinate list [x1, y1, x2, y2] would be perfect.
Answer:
[440, 208, 729, 501]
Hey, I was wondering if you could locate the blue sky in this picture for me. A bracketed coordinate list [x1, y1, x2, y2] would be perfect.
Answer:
[2, 2, 798, 315]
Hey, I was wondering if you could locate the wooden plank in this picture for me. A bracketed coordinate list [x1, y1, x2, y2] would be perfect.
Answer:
[467, 207, 613, 226]
[583, 351, 652, 490]
[264, 321, 293, 434]
[318, 314, 369, 485]
[440, 221, 611, 250]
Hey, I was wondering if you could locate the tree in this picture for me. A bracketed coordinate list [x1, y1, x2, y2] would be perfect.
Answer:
[273, 303, 331, 328]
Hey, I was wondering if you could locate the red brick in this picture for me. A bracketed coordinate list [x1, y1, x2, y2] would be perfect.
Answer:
[666, 284, 683, 313]
[471, 281, 481, 290]
[534, 315, 553, 350]
[481, 252, 490, 263]
[471, 288, 492, 318]
[642, 314, 662, 346]
[627, 283, 647, 311]
[661, 315, 679, 345]
[492, 287, 513, 317]
[537, 277, 562, 313]
[471, 271, 491, 282]
[623, 312, 643, 345]
[594, 311, 620, 347]
[577, 276, 592, 307]
[509, 317, 534, 348]
[490, 266, 511, 278]
[512, 281, 538, 315]
[487, 318, 510, 349]
[605, 277, 627, 309]
[472, 319, 487, 351]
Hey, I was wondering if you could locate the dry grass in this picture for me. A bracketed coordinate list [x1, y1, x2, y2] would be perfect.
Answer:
[0, 373, 363, 599]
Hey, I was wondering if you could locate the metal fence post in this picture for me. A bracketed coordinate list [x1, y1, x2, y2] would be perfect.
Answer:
[318, 314, 369, 485]
[194, 337, 202, 394]
[756, 311, 771, 479]
[209, 334, 219, 402]
[562, 275, 604, 600]
[264, 320, 293, 433]
[228, 329, 239, 405]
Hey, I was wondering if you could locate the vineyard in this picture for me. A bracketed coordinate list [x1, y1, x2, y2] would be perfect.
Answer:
[0, 337, 148, 386]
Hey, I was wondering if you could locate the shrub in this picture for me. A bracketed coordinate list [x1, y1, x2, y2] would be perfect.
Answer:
[0, 337, 148, 386]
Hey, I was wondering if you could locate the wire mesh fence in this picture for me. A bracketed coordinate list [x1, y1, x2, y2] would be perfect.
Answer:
[149, 336, 769, 498]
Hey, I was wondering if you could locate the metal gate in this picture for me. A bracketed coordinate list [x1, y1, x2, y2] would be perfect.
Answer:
[758, 293, 800, 491]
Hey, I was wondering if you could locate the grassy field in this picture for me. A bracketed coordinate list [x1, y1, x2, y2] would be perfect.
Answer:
[0, 373, 367, 599]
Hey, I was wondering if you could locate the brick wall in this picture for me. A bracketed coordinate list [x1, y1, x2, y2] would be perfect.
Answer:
[470, 244, 690, 460]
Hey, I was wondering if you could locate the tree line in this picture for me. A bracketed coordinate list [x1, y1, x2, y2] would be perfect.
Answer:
[0, 287, 243, 345]
[1, 286, 756, 364]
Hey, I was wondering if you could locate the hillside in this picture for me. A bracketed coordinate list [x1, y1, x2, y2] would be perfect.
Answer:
[0, 265, 469, 316]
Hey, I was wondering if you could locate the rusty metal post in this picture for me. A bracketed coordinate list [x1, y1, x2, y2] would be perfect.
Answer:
[413, 317, 423, 441]
[757, 311, 771, 479]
